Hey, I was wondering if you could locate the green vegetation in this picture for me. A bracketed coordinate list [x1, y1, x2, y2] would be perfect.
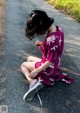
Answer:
[47, 0, 80, 22]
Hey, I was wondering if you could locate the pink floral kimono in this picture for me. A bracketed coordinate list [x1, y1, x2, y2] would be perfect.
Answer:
[35, 26, 74, 86]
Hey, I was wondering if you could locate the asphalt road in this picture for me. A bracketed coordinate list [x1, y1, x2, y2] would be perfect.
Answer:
[0, 0, 80, 113]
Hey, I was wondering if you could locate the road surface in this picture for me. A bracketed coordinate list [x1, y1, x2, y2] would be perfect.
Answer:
[0, 0, 80, 113]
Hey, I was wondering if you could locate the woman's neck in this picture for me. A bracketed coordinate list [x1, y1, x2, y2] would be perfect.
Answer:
[47, 24, 56, 34]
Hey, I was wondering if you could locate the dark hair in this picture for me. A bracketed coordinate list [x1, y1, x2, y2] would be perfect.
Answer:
[25, 10, 54, 40]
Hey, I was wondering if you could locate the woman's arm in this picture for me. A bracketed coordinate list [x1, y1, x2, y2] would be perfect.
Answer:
[37, 61, 52, 73]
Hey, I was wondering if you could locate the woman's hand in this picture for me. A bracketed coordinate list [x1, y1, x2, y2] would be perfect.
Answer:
[28, 61, 52, 79]
[35, 40, 43, 46]
[28, 69, 39, 78]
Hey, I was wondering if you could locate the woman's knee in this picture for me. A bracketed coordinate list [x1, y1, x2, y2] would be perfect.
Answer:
[20, 61, 35, 71]
[27, 56, 33, 62]
[20, 62, 28, 70]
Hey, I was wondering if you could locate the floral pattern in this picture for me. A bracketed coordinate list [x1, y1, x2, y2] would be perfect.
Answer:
[35, 26, 74, 86]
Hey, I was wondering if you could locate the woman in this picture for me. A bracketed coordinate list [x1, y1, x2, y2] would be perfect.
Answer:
[20, 10, 74, 101]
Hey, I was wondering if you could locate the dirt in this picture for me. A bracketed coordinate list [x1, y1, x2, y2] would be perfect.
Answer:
[0, 0, 6, 101]
[0, 0, 6, 58]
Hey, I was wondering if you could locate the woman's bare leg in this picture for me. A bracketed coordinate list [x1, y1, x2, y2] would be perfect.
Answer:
[20, 56, 41, 86]
[20, 57, 43, 100]
[20, 61, 38, 85]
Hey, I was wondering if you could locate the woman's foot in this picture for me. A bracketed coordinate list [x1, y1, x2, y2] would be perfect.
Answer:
[29, 79, 38, 89]
[23, 80, 44, 101]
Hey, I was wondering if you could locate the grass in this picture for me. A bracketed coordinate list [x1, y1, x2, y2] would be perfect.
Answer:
[47, 0, 80, 22]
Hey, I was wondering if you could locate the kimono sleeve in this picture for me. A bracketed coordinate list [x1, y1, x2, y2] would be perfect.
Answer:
[47, 41, 58, 63]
